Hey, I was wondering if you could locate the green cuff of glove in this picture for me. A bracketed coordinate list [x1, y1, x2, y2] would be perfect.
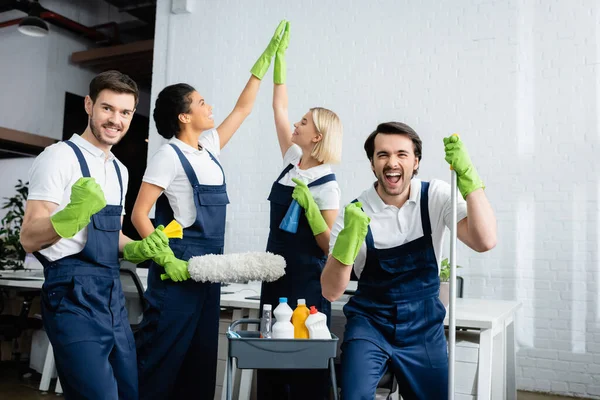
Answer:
[50, 210, 91, 239]
[250, 57, 270, 80]
[457, 166, 485, 199]
[273, 54, 286, 84]
[331, 222, 369, 266]
[331, 229, 364, 266]
[305, 206, 328, 236]
[123, 241, 152, 265]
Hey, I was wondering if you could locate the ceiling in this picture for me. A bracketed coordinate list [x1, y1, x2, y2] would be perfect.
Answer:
[0, 0, 157, 158]
[0, 0, 157, 89]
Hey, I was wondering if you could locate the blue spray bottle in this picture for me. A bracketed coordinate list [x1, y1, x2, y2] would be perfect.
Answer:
[279, 200, 301, 233]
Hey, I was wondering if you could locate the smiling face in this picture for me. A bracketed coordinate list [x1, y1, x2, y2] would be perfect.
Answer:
[84, 89, 136, 151]
[292, 111, 322, 149]
[181, 90, 214, 132]
[371, 133, 419, 200]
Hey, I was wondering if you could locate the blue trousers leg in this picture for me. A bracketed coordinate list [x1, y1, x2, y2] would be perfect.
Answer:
[340, 339, 389, 400]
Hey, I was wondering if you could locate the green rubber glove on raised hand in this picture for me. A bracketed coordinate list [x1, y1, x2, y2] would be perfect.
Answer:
[274, 21, 290, 84]
[291, 177, 328, 236]
[153, 248, 190, 282]
[250, 20, 287, 80]
[443, 135, 485, 199]
[331, 203, 371, 266]
[123, 226, 170, 264]
[50, 177, 107, 238]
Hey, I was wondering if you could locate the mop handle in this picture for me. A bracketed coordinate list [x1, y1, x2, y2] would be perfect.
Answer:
[448, 134, 459, 400]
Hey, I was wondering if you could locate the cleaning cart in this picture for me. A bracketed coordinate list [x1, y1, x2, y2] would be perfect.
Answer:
[225, 318, 339, 400]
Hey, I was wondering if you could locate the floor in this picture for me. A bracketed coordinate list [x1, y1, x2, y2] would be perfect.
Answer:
[0, 361, 583, 399]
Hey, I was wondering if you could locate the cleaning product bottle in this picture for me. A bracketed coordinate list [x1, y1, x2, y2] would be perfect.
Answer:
[272, 297, 294, 339]
[291, 299, 310, 339]
[305, 306, 331, 339]
[260, 304, 272, 339]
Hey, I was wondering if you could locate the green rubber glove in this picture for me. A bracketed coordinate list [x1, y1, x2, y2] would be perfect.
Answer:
[153, 248, 190, 282]
[122, 226, 169, 264]
[274, 21, 290, 84]
[50, 177, 107, 238]
[250, 20, 286, 79]
[443, 135, 485, 199]
[331, 203, 371, 266]
[291, 177, 328, 236]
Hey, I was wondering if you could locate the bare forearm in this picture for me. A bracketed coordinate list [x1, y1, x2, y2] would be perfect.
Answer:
[20, 218, 61, 253]
[314, 229, 331, 255]
[234, 75, 261, 115]
[119, 232, 133, 253]
[464, 188, 497, 251]
[273, 83, 288, 110]
[321, 255, 352, 302]
[131, 211, 156, 239]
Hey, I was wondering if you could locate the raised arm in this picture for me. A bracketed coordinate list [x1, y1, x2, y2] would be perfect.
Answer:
[216, 20, 287, 150]
[272, 21, 293, 157]
[444, 135, 497, 252]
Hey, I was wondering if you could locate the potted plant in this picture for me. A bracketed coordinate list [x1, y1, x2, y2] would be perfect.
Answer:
[0, 180, 28, 270]
[439, 257, 461, 307]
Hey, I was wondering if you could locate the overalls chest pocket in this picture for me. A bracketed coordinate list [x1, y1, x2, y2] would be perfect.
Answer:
[90, 212, 121, 263]
[195, 189, 230, 237]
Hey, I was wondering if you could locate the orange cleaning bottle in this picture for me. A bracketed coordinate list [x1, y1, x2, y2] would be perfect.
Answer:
[292, 299, 310, 339]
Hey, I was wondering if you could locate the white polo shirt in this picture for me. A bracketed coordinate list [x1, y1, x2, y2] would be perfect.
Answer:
[277, 144, 340, 210]
[142, 129, 222, 228]
[328, 179, 467, 278]
[27, 134, 129, 262]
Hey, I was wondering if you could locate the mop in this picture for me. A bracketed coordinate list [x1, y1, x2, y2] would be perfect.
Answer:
[448, 135, 459, 400]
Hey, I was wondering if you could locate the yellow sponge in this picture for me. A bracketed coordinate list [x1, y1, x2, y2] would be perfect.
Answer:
[163, 220, 183, 239]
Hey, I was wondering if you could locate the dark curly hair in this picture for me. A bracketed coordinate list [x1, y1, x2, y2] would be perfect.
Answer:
[153, 83, 196, 139]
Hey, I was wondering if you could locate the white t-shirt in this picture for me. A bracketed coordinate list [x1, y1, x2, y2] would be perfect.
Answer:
[143, 129, 222, 228]
[277, 145, 340, 210]
[329, 179, 467, 278]
[27, 134, 129, 262]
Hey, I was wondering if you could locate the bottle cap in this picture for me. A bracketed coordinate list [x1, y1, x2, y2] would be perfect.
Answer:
[263, 304, 272, 310]
[279, 297, 288, 303]
[297, 299, 306, 305]
[310, 306, 318, 314]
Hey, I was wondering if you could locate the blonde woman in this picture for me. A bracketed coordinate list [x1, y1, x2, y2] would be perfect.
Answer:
[258, 21, 343, 400]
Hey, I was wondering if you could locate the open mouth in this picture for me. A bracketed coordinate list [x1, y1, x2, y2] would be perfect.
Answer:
[384, 171, 402, 185]
[208, 114, 214, 120]
[103, 125, 121, 137]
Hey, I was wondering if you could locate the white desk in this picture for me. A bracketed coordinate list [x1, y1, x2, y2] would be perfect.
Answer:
[0, 270, 521, 400]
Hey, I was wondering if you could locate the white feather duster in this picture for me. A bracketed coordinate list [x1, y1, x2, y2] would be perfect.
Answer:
[185, 252, 286, 283]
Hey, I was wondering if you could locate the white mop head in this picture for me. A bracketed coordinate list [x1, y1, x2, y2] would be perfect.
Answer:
[187, 252, 286, 283]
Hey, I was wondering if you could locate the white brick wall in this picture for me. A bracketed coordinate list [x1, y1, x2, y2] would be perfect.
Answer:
[150, 0, 600, 396]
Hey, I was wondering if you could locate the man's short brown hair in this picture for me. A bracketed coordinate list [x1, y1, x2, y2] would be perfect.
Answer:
[89, 70, 139, 107]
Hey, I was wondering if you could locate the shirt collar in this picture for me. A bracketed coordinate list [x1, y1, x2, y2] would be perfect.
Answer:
[365, 178, 421, 213]
[170, 137, 202, 154]
[69, 134, 115, 161]
[293, 162, 333, 181]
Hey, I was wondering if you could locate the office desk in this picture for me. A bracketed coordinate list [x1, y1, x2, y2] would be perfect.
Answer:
[0, 271, 520, 400]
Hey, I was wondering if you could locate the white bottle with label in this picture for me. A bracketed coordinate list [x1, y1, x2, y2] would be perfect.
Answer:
[271, 297, 294, 339]
[305, 306, 331, 339]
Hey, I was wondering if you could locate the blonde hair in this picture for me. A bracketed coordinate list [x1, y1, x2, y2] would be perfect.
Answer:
[310, 107, 343, 164]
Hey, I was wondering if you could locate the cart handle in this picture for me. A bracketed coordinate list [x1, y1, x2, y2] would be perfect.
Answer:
[227, 318, 261, 335]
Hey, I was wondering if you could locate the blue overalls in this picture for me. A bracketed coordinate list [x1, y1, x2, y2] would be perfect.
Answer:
[258, 163, 336, 400]
[135, 143, 229, 400]
[341, 182, 448, 400]
[35, 140, 137, 400]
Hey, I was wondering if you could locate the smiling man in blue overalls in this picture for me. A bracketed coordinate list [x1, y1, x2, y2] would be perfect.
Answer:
[20, 70, 173, 400]
[321, 122, 497, 399]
